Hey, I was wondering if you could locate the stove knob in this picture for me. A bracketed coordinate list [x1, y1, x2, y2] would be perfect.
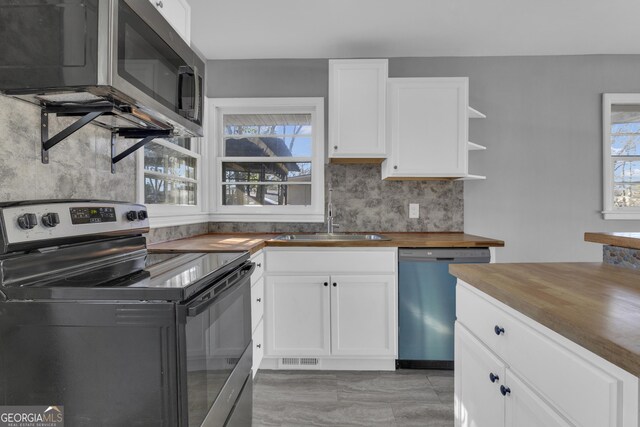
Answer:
[17, 213, 38, 230]
[41, 212, 60, 228]
[137, 210, 148, 220]
[126, 210, 138, 221]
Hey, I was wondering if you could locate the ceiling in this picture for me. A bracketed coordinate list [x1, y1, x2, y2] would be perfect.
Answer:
[187, 0, 640, 60]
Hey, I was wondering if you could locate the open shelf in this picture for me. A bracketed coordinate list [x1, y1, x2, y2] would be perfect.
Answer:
[467, 141, 486, 151]
[455, 174, 487, 181]
[468, 107, 486, 119]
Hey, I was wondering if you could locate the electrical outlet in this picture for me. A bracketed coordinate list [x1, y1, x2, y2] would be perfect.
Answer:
[409, 203, 419, 219]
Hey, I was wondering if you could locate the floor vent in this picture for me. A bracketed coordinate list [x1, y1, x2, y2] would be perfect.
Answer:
[226, 357, 240, 365]
[278, 357, 320, 369]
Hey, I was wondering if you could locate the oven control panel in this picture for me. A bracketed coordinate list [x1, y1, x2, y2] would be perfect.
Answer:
[0, 201, 149, 252]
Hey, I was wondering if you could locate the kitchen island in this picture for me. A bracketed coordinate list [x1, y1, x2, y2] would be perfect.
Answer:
[450, 262, 640, 427]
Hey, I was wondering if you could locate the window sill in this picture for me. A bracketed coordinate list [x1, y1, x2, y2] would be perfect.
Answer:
[602, 211, 640, 220]
[148, 213, 210, 228]
[209, 213, 324, 223]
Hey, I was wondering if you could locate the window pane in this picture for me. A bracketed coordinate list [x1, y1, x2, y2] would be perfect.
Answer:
[613, 160, 640, 183]
[614, 184, 640, 208]
[144, 142, 197, 179]
[223, 184, 311, 206]
[223, 114, 311, 136]
[224, 136, 312, 157]
[222, 162, 311, 183]
[611, 105, 640, 156]
[145, 175, 197, 205]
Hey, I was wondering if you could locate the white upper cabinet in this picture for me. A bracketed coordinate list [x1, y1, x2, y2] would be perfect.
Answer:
[149, 0, 191, 45]
[382, 77, 469, 180]
[329, 59, 388, 160]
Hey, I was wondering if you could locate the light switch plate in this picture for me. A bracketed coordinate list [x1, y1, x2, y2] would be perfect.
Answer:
[409, 203, 419, 219]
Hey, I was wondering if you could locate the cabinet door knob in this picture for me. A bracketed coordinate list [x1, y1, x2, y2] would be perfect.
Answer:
[334, 145, 338, 150]
[494, 325, 505, 335]
[257, 263, 262, 267]
[393, 165, 398, 170]
[332, 282, 337, 287]
[156, 1, 163, 8]
[489, 373, 499, 383]
[256, 344, 261, 349]
[256, 298, 261, 302]
[324, 282, 328, 287]
[500, 385, 511, 396]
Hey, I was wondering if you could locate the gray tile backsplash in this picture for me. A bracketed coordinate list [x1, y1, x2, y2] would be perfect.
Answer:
[0, 95, 463, 243]
[0, 95, 136, 202]
[210, 163, 463, 233]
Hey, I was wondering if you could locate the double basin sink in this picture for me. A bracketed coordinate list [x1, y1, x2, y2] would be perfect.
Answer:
[273, 233, 390, 242]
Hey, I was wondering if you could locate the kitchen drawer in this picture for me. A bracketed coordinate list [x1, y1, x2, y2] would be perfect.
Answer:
[252, 318, 264, 378]
[251, 277, 264, 335]
[266, 249, 396, 274]
[250, 251, 265, 285]
[457, 282, 620, 427]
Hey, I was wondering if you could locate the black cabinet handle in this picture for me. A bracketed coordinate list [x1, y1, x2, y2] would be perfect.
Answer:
[500, 385, 511, 396]
[256, 298, 261, 302]
[489, 373, 499, 383]
[333, 283, 337, 287]
[257, 263, 262, 267]
[256, 344, 261, 349]
[324, 282, 328, 287]
[494, 325, 505, 335]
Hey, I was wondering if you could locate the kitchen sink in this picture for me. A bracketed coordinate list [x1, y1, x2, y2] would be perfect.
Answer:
[273, 233, 391, 242]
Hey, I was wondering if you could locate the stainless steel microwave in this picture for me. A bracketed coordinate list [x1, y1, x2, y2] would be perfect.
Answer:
[0, 0, 204, 137]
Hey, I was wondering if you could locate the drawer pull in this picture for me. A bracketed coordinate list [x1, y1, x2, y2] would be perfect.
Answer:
[333, 282, 337, 287]
[494, 325, 505, 335]
[256, 298, 261, 302]
[489, 373, 499, 383]
[324, 282, 328, 287]
[257, 263, 262, 267]
[500, 385, 511, 396]
[256, 344, 262, 349]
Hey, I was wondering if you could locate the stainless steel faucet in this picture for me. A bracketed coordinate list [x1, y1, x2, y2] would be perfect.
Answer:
[327, 185, 340, 234]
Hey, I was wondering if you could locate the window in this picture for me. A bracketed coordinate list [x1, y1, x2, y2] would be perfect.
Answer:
[137, 137, 206, 225]
[210, 98, 325, 222]
[603, 94, 640, 219]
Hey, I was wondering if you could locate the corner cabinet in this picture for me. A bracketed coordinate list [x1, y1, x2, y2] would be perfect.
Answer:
[382, 77, 487, 180]
[148, 0, 191, 45]
[455, 281, 640, 427]
[262, 248, 397, 371]
[328, 59, 388, 161]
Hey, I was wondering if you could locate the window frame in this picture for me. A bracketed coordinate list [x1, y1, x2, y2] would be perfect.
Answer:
[136, 136, 209, 228]
[602, 93, 640, 220]
[209, 97, 325, 222]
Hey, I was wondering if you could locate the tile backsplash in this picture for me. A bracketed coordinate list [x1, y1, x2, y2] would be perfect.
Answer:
[0, 95, 136, 202]
[210, 163, 463, 233]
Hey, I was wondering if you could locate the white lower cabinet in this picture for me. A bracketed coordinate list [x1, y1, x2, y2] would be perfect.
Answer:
[265, 275, 331, 356]
[456, 280, 640, 427]
[250, 250, 265, 378]
[263, 248, 397, 370]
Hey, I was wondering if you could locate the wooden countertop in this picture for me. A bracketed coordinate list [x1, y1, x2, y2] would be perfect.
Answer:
[148, 232, 504, 254]
[585, 232, 640, 250]
[450, 262, 640, 377]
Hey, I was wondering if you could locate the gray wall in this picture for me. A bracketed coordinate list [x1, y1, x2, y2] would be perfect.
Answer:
[208, 55, 640, 262]
[0, 96, 136, 202]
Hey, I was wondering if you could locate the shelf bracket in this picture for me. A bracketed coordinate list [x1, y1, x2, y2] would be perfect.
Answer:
[110, 129, 172, 174]
[40, 106, 112, 164]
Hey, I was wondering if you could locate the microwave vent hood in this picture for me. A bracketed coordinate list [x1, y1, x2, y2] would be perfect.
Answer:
[0, 0, 205, 138]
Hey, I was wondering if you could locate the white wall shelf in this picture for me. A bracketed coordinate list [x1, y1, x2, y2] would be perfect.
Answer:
[467, 141, 486, 151]
[456, 174, 487, 181]
[468, 106, 486, 119]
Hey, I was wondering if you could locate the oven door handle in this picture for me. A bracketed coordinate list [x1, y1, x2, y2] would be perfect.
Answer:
[178, 65, 196, 119]
[186, 262, 255, 317]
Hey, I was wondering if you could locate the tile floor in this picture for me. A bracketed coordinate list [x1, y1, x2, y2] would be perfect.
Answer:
[253, 369, 454, 427]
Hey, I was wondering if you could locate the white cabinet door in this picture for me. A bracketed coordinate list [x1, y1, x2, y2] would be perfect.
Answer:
[252, 319, 264, 379]
[330, 275, 396, 356]
[504, 369, 572, 427]
[149, 0, 191, 44]
[329, 59, 387, 159]
[265, 275, 331, 356]
[251, 277, 264, 335]
[455, 323, 505, 427]
[383, 77, 468, 179]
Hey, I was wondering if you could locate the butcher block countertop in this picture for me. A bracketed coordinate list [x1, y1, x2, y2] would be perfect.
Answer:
[148, 232, 504, 254]
[450, 262, 640, 377]
[585, 232, 640, 250]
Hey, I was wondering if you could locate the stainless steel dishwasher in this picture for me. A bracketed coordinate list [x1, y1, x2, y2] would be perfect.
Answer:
[398, 248, 490, 369]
